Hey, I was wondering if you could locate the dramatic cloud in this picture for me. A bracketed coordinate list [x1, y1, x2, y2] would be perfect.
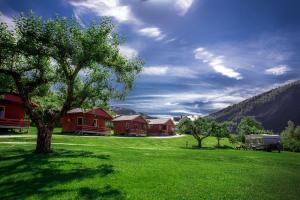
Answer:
[194, 47, 243, 80]
[141, 65, 197, 78]
[137, 27, 166, 40]
[69, 0, 139, 24]
[265, 65, 290, 76]
[119, 45, 138, 58]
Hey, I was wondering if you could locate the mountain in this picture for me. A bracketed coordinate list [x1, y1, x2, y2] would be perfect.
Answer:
[111, 106, 156, 119]
[209, 80, 300, 133]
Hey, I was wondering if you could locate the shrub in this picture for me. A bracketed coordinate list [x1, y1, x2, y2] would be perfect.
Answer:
[281, 121, 300, 152]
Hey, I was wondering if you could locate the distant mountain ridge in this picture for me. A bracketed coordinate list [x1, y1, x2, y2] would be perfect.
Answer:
[209, 80, 300, 133]
[111, 106, 156, 119]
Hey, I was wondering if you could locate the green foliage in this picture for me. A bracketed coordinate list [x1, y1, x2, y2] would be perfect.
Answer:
[281, 121, 300, 152]
[212, 121, 232, 147]
[229, 134, 241, 144]
[0, 12, 143, 123]
[177, 117, 217, 147]
[0, 12, 143, 152]
[238, 116, 266, 142]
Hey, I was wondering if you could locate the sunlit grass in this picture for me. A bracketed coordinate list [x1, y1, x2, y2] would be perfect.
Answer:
[0, 128, 299, 200]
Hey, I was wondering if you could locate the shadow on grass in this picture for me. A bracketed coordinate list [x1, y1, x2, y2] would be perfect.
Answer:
[0, 149, 125, 200]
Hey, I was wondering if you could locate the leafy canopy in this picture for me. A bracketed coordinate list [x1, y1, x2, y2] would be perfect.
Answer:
[178, 117, 217, 147]
[0, 12, 143, 125]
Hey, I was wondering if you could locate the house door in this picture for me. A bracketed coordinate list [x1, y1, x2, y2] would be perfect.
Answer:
[0, 106, 5, 119]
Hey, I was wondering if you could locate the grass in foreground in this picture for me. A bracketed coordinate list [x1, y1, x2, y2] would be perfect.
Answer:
[0, 128, 299, 200]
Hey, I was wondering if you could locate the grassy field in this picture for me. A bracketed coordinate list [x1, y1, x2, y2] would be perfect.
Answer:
[0, 128, 299, 200]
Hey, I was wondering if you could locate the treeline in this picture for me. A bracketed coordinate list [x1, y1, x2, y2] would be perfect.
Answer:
[177, 116, 300, 152]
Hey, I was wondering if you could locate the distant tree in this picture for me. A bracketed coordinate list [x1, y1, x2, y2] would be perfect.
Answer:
[213, 121, 232, 148]
[237, 116, 264, 142]
[281, 121, 300, 152]
[0, 13, 143, 153]
[177, 117, 215, 148]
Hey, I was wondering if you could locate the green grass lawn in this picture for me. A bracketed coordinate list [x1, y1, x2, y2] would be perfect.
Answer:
[0, 128, 299, 200]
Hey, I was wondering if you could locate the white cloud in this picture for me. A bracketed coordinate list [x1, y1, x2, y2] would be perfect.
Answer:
[137, 27, 166, 40]
[142, 66, 168, 76]
[175, 0, 194, 15]
[119, 45, 138, 58]
[0, 13, 15, 30]
[69, 0, 139, 24]
[149, 0, 194, 16]
[194, 47, 243, 80]
[141, 65, 197, 78]
[265, 65, 290, 76]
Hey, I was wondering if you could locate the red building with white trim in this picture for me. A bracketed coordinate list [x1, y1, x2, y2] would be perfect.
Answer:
[0, 94, 32, 130]
[112, 115, 147, 136]
[61, 108, 113, 135]
[147, 118, 175, 136]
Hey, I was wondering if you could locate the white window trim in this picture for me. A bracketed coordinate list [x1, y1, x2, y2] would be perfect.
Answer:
[93, 119, 98, 127]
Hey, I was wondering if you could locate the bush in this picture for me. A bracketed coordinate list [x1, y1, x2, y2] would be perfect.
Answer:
[281, 121, 300, 152]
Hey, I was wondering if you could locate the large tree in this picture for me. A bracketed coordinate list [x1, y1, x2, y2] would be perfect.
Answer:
[0, 13, 143, 153]
[177, 117, 216, 148]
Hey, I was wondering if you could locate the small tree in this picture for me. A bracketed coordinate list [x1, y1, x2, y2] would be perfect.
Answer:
[281, 121, 300, 152]
[0, 13, 143, 153]
[213, 121, 231, 148]
[237, 116, 264, 142]
[177, 117, 215, 148]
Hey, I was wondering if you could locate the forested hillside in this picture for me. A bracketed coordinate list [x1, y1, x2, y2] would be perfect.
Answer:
[210, 80, 300, 132]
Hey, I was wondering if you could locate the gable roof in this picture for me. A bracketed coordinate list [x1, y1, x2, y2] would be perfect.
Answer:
[66, 108, 112, 119]
[87, 108, 113, 119]
[112, 114, 144, 122]
[148, 118, 173, 125]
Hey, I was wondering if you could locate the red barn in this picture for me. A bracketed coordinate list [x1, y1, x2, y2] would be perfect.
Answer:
[112, 115, 147, 136]
[147, 118, 175, 136]
[61, 108, 113, 135]
[0, 94, 32, 129]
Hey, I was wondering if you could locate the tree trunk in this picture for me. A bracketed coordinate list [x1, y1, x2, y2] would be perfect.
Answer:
[197, 139, 202, 148]
[35, 126, 53, 153]
[217, 138, 220, 148]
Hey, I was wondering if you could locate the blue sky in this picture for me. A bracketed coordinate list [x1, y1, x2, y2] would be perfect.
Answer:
[1, 0, 299, 117]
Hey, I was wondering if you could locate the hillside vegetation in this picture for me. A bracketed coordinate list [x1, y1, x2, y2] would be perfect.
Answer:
[210, 80, 300, 132]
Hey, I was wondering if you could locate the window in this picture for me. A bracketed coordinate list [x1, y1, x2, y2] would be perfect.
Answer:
[162, 125, 167, 130]
[77, 117, 83, 125]
[93, 119, 98, 127]
[125, 122, 129, 129]
[0, 106, 5, 119]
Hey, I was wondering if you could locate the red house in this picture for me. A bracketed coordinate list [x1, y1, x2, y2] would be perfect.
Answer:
[112, 115, 147, 136]
[61, 108, 113, 135]
[0, 94, 32, 129]
[147, 118, 175, 136]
